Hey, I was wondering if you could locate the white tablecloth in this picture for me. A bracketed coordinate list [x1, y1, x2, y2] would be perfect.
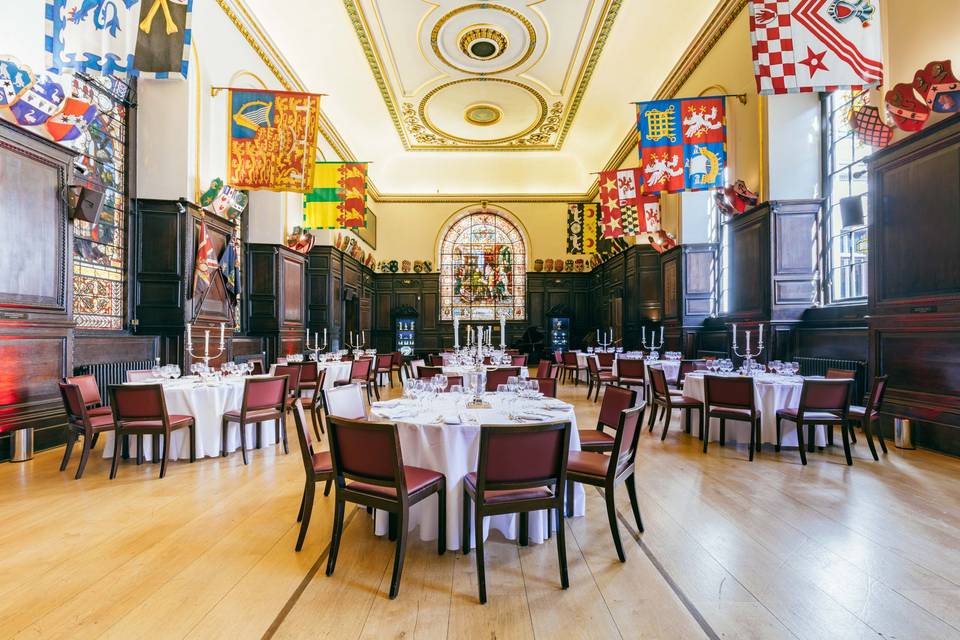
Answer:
[102, 376, 281, 461]
[270, 361, 353, 394]
[683, 373, 827, 447]
[369, 393, 585, 550]
[644, 360, 681, 384]
[440, 365, 529, 379]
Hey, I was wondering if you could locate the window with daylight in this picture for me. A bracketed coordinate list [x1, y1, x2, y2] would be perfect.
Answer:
[439, 210, 526, 321]
[822, 89, 871, 303]
[69, 74, 134, 330]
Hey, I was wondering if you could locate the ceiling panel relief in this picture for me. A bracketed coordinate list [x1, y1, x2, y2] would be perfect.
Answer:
[345, 0, 621, 151]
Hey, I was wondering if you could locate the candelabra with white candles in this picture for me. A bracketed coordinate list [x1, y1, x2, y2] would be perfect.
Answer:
[347, 330, 365, 356]
[641, 325, 664, 358]
[731, 323, 764, 370]
[305, 327, 327, 360]
[186, 322, 226, 371]
[596, 327, 614, 351]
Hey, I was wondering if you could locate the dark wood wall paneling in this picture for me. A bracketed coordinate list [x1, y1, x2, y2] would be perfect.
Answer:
[867, 113, 960, 452]
[245, 243, 306, 363]
[660, 243, 718, 355]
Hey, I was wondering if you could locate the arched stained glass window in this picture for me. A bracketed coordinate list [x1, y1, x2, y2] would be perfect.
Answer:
[439, 209, 526, 321]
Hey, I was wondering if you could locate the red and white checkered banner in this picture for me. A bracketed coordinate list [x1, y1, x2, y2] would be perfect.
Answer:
[750, 0, 883, 95]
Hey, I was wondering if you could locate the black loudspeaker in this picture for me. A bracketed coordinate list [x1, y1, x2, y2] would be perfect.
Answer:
[70, 185, 105, 225]
[839, 195, 864, 228]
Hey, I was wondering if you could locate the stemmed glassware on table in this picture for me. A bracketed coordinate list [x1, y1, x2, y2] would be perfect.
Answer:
[151, 362, 162, 379]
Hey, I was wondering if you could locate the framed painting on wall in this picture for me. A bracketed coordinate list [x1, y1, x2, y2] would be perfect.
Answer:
[351, 209, 377, 250]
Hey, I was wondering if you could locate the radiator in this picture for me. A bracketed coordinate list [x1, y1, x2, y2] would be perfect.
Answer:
[795, 356, 866, 401]
[74, 360, 155, 406]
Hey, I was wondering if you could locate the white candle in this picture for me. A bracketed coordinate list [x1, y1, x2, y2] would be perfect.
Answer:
[204, 330, 210, 357]
[597, 329, 600, 342]
[187, 323, 191, 345]
[500, 316, 506, 349]
[746, 330, 751, 353]
[609, 327, 613, 343]
[220, 322, 225, 348]
[732, 323, 738, 348]
[660, 326, 664, 342]
[759, 323, 764, 344]
[454, 317, 460, 349]
[306, 326, 310, 346]
[323, 328, 327, 345]
[350, 331, 354, 344]
[642, 326, 646, 344]
[361, 330, 365, 344]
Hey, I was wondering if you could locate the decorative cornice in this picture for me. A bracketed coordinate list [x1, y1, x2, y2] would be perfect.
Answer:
[372, 193, 586, 204]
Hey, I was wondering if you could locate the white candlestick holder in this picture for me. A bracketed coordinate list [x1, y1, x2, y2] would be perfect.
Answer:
[186, 325, 225, 371]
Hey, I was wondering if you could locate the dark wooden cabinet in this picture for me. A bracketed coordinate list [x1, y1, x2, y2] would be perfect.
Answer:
[661, 243, 717, 355]
[307, 246, 375, 352]
[245, 243, 306, 362]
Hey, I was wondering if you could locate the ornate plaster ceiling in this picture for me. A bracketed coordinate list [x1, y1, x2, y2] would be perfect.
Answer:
[344, 0, 621, 151]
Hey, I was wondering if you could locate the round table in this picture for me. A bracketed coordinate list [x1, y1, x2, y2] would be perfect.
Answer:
[368, 393, 585, 550]
[102, 376, 281, 461]
[682, 372, 828, 447]
[643, 359, 681, 384]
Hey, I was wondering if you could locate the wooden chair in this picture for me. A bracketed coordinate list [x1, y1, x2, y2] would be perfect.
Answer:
[579, 385, 637, 452]
[565, 406, 645, 561]
[334, 358, 375, 403]
[648, 366, 703, 442]
[375, 353, 395, 388]
[484, 367, 521, 392]
[299, 368, 327, 439]
[272, 364, 303, 449]
[585, 356, 618, 402]
[462, 420, 571, 604]
[674, 359, 705, 390]
[325, 417, 446, 599]
[776, 378, 853, 465]
[58, 382, 117, 479]
[703, 376, 760, 460]
[416, 365, 443, 379]
[248, 357, 265, 375]
[825, 368, 857, 445]
[596, 351, 615, 372]
[848, 375, 889, 461]
[616, 358, 646, 401]
[63, 374, 112, 418]
[419, 374, 464, 392]
[125, 369, 153, 383]
[428, 355, 445, 367]
[409, 359, 426, 378]
[108, 384, 196, 479]
[389, 351, 404, 385]
[560, 352, 581, 385]
[535, 360, 555, 379]
[510, 354, 528, 367]
[295, 361, 320, 405]
[536, 377, 557, 398]
[323, 384, 367, 420]
[221, 376, 288, 465]
[289, 400, 333, 551]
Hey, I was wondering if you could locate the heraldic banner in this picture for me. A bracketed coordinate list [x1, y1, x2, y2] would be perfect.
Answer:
[303, 162, 367, 230]
[750, 0, 883, 95]
[566, 203, 598, 255]
[228, 89, 321, 193]
[598, 168, 661, 239]
[46, 0, 194, 79]
[636, 96, 727, 194]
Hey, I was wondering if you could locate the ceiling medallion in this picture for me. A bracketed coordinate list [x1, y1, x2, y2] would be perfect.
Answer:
[430, 3, 536, 75]
[459, 26, 507, 61]
[464, 103, 503, 126]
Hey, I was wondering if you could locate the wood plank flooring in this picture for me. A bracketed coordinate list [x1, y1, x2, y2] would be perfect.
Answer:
[1, 376, 959, 639]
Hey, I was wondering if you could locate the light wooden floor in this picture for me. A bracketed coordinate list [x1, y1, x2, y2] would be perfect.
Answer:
[2, 377, 960, 640]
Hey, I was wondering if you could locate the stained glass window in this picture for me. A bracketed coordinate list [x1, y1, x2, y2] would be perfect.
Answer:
[440, 210, 526, 321]
[67, 74, 133, 331]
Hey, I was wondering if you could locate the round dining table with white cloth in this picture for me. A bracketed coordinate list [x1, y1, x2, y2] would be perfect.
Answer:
[643, 360, 681, 384]
[368, 392, 585, 550]
[102, 376, 282, 461]
[682, 372, 828, 447]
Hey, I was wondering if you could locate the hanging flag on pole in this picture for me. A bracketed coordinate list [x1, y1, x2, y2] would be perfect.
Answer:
[598, 168, 662, 238]
[218, 234, 241, 304]
[227, 88, 321, 193]
[635, 96, 727, 194]
[192, 221, 219, 299]
[303, 162, 367, 229]
[749, 0, 883, 95]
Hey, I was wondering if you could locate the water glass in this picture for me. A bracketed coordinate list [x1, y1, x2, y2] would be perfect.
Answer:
[496, 384, 508, 394]
[449, 384, 463, 395]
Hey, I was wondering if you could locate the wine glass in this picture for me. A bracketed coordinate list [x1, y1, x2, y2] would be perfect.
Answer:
[449, 384, 463, 396]
[527, 379, 540, 396]
[433, 374, 448, 394]
[496, 384, 508, 394]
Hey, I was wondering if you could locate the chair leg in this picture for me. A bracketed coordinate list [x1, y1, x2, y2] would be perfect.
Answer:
[840, 422, 853, 466]
[625, 474, 644, 532]
[519, 512, 529, 547]
[91, 432, 100, 449]
[748, 417, 756, 462]
[159, 432, 170, 479]
[75, 434, 93, 480]
[279, 417, 289, 454]
[685, 408, 692, 434]
[461, 487, 471, 555]
[719, 418, 726, 446]
[324, 478, 332, 496]
[807, 424, 816, 453]
[310, 404, 322, 441]
[861, 418, 881, 460]
[110, 430, 122, 479]
[325, 496, 345, 573]
[605, 487, 626, 562]
[565, 479, 574, 518]
[849, 421, 858, 444]
[586, 377, 593, 399]
[189, 423, 196, 463]
[702, 417, 710, 454]
[660, 408, 673, 441]
[388, 509, 408, 600]
[256, 422, 262, 450]
[60, 429, 77, 472]
[220, 418, 229, 457]
[555, 503, 569, 590]
[437, 485, 446, 555]
[474, 504, 487, 604]
[136, 435, 143, 465]
[827, 423, 835, 446]
[796, 421, 808, 465]
[647, 402, 657, 431]
[240, 423, 250, 465]
[295, 480, 316, 551]
[775, 416, 782, 452]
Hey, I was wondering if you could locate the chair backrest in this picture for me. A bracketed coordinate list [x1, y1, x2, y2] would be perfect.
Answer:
[327, 416, 403, 490]
[417, 365, 443, 378]
[617, 358, 645, 380]
[376, 353, 393, 370]
[586, 356, 600, 376]
[241, 376, 288, 413]
[693, 360, 709, 371]
[125, 369, 154, 383]
[340, 353, 353, 361]
[428, 355, 445, 367]
[273, 364, 303, 406]
[65, 374, 102, 407]
[58, 382, 88, 424]
[288, 398, 319, 478]
[485, 367, 521, 391]
[324, 383, 367, 419]
[390, 351, 403, 367]
[250, 359, 265, 375]
[109, 384, 167, 422]
[598, 385, 637, 429]
[648, 366, 670, 400]
[535, 377, 557, 398]
[298, 361, 319, 384]
[476, 421, 571, 494]
[596, 351, 615, 368]
[610, 405, 646, 473]
[351, 357, 373, 380]
[864, 375, 888, 416]
[420, 374, 463, 392]
[535, 360, 552, 379]
[678, 359, 704, 383]
[409, 359, 425, 377]
[562, 352, 579, 366]
[510, 354, 528, 367]
[798, 378, 853, 414]
[704, 375, 755, 411]
[554, 350, 563, 365]
[826, 368, 855, 379]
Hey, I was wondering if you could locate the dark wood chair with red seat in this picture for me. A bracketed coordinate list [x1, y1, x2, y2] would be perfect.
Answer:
[560, 351, 581, 385]
[484, 367, 521, 391]
[272, 364, 303, 449]
[616, 358, 647, 401]
[108, 384, 196, 479]
[63, 374, 112, 418]
[648, 366, 703, 441]
[776, 378, 854, 465]
[428, 354, 445, 367]
[390, 351, 405, 384]
[295, 360, 320, 402]
[420, 374, 464, 392]
[848, 375, 889, 461]
[289, 400, 333, 551]
[462, 420, 572, 604]
[674, 359, 705, 390]
[536, 377, 557, 398]
[565, 406, 646, 561]
[824, 367, 857, 445]
[325, 416, 446, 599]
[416, 365, 443, 379]
[596, 351, 615, 372]
[374, 353, 395, 388]
[510, 354, 528, 367]
[221, 376, 288, 465]
[703, 375, 760, 460]
[58, 382, 117, 479]
[248, 357, 265, 375]
[585, 355, 618, 402]
[334, 358, 375, 402]
[579, 385, 637, 452]
[298, 368, 327, 439]
[535, 360, 554, 379]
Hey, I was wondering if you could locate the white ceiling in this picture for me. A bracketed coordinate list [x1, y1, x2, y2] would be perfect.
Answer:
[242, 0, 723, 196]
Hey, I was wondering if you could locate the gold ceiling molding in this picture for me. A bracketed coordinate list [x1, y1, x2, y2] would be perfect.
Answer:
[374, 193, 586, 204]
[431, 4, 535, 74]
[464, 103, 503, 126]
[459, 26, 508, 62]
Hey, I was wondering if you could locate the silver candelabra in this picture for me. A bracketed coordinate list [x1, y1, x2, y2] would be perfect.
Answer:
[731, 323, 764, 368]
[641, 326, 664, 353]
[186, 322, 226, 370]
[347, 331, 365, 356]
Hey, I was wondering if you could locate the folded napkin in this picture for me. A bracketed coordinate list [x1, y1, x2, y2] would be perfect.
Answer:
[516, 411, 553, 421]
[443, 415, 460, 425]
[372, 400, 402, 409]
[542, 400, 569, 410]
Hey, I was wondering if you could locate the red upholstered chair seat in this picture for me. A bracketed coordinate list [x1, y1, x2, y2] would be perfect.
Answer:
[88, 406, 113, 417]
[618, 377, 644, 385]
[312, 450, 332, 473]
[706, 406, 754, 420]
[847, 405, 876, 419]
[122, 415, 195, 430]
[566, 450, 611, 478]
[578, 430, 615, 447]
[84, 413, 118, 430]
[775, 408, 844, 422]
[463, 472, 553, 504]
[222, 408, 282, 422]
[347, 465, 443, 498]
